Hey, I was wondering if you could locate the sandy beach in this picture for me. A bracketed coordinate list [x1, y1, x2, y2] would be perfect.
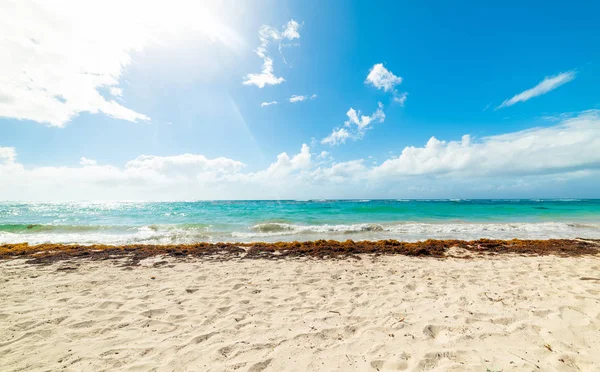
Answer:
[3, 0, 600, 370]
[1, 251, 600, 371]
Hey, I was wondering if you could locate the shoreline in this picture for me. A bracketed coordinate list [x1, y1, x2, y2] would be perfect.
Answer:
[2, 238, 599, 265]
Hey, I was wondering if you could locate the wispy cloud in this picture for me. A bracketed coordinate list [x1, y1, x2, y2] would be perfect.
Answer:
[289, 94, 317, 103]
[365, 63, 408, 106]
[316, 151, 331, 161]
[497, 71, 576, 109]
[322, 103, 385, 146]
[393, 92, 408, 106]
[289, 95, 307, 103]
[260, 101, 278, 107]
[346, 103, 385, 130]
[243, 20, 301, 88]
[321, 128, 351, 146]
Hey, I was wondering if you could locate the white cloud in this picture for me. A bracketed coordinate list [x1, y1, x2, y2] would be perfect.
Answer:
[346, 103, 385, 130]
[286, 94, 317, 103]
[281, 20, 301, 40]
[321, 128, 351, 146]
[80, 157, 97, 167]
[109, 87, 123, 98]
[3, 111, 600, 200]
[311, 160, 368, 183]
[316, 151, 330, 161]
[498, 71, 576, 109]
[372, 110, 600, 178]
[394, 92, 408, 106]
[322, 102, 386, 146]
[0, 144, 316, 200]
[125, 153, 245, 178]
[243, 57, 285, 88]
[0, 146, 24, 175]
[0, 147, 17, 164]
[365, 63, 408, 106]
[289, 95, 307, 103]
[0, 0, 244, 127]
[365, 63, 402, 92]
[259, 143, 311, 178]
[243, 20, 301, 88]
[263, 94, 315, 106]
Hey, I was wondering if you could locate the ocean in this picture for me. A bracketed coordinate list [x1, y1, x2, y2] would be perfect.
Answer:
[1, 199, 599, 245]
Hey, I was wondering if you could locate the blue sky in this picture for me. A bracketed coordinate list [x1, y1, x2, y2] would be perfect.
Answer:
[1, 0, 600, 200]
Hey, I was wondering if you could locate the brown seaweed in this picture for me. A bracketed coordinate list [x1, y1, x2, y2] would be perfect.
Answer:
[0, 238, 598, 266]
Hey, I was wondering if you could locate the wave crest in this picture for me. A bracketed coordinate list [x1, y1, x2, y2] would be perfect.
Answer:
[1, 221, 600, 245]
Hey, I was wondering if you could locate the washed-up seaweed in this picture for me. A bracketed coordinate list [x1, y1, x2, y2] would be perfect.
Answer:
[0, 239, 598, 266]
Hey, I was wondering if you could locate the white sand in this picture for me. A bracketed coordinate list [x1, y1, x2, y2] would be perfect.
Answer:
[1, 254, 600, 372]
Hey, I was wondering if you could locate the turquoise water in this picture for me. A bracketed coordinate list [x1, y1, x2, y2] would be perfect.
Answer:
[1, 200, 599, 244]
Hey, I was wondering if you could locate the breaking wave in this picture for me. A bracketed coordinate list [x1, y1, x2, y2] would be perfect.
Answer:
[233, 221, 600, 240]
[1, 221, 600, 245]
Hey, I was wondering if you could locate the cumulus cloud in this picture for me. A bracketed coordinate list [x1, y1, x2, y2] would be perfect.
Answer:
[243, 20, 301, 88]
[243, 57, 284, 88]
[322, 103, 385, 146]
[257, 144, 311, 178]
[365, 63, 408, 106]
[260, 101, 278, 107]
[498, 71, 576, 109]
[80, 157, 98, 167]
[365, 63, 402, 92]
[372, 110, 600, 178]
[0, 147, 17, 164]
[0, 144, 312, 200]
[311, 160, 368, 184]
[0, 0, 244, 127]
[3, 111, 600, 199]
[0, 146, 24, 176]
[125, 154, 245, 176]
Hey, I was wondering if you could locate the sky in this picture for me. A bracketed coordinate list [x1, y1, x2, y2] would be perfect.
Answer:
[1, 0, 600, 200]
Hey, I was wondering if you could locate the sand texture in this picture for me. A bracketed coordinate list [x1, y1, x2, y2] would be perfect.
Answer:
[1, 254, 600, 371]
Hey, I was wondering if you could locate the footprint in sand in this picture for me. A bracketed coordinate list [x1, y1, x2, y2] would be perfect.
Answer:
[248, 358, 272, 372]
[370, 359, 409, 371]
[97, 301, 124, 310]
[422, 325, 440, 339]
[370, 359, 384, 370]
[559, 306, 591, 326]
[416, 351, 465, 371]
